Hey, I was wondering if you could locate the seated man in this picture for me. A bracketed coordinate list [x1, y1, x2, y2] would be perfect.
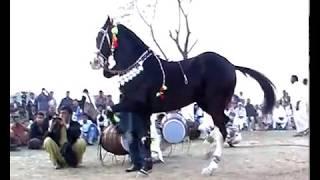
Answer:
[233, 103, 247, 130]
[96, 105, 109, 132]
[10, 117, 29, 146]
[79, 114, 99, 145]
[28, 112, 48, 149]
[43, 106, 86, 169]
[272, 101, 288, 130]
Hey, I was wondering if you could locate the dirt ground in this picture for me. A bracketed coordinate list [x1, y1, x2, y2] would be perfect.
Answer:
[10, 130, 309, 180]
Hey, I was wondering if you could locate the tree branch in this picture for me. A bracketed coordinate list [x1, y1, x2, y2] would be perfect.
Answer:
[135, 0, 168, 60]
[188, 39, 198, 54]
[150, 26, 169, 60]
[169, 30, 184, 56]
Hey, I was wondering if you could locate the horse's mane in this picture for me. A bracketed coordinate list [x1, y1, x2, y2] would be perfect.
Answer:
[117, 24, 149, 50]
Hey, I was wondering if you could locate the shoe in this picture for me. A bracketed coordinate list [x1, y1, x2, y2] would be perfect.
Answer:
[138, 162, 153, 175]
[125, 165, 141, 172]
[54, 164, 62, 169]
[293, 132, 304, 137]
[302, 128, 310, 136]
[137, 167, 152, 176]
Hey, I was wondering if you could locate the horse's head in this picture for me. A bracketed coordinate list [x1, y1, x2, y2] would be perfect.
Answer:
[92, 16, 150, 79]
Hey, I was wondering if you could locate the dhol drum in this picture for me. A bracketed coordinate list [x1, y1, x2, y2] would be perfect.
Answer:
[100, 125, 129, 155]
[162, 112, 187, 144]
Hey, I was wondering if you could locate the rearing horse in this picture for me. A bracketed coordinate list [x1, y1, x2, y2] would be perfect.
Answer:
[92, 16, 276, 176]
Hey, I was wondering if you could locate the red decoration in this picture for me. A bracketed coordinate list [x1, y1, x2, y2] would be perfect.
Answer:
[156, 85, 167, 101]
[112, 34, 118, 49]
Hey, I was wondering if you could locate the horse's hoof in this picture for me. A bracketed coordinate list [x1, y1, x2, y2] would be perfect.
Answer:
[201, 160, 218, 176]
[201, 167, 214, 176]
[135, 171, 149, 178]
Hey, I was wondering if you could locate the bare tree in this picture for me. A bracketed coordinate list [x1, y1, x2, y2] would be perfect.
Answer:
[169, 0, 198, 60]
[134, 0, 197, 60]
[117, 0, 197, 61]
[135, 0, 169, 60]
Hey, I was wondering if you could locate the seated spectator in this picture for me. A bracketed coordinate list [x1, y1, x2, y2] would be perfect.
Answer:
[96, 105, 109, 132]
[79, 114, 99, 145]
[28, 112, 48, 149]
[43, 106, 86, 169]
[233, 102, 247, 130]
[272, 101, 288, 130]
[10, 118, 29, 146]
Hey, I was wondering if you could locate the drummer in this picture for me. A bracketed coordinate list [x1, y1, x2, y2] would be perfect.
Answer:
[113, 94, 152, 175]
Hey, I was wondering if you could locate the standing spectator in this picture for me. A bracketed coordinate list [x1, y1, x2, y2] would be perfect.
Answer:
[95, 90, 107, 109]
[238, 91, 245, 105]
[72, 99, 82, 121]
[58, 91, 73, 111]
[48, 91, 57, 110]
[10, 96, 20, 113]
[272, 101, 288, 130]
[288, 75, 309, 136]
[255, 105, 264, 130]
[106, 94, 114, 107]
[28, 112, 48, 149]
[245, 99, 258, 131]
[281, 90, 291, 108]
[36, 88, 50, 113]
[28, 105, 38, 121]
[27, 92, 37, 118]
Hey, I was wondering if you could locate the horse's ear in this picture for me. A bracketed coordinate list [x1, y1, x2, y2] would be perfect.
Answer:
[106, 16, 110, 25]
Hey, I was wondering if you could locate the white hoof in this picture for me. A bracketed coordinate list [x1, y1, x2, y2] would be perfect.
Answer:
[201, 161, 218, 176]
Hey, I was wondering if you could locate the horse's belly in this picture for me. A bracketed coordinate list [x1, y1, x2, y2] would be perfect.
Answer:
[150, 91, 195, 113]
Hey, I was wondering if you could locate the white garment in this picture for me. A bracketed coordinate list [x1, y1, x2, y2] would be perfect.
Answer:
[48, 98, 57, 108]
[97, 113, 110, 130]
[288, 82, 309, 132]
[79, 119, 93, 133]
[272, 106, 288, 129]
[233, 107, 247, 130]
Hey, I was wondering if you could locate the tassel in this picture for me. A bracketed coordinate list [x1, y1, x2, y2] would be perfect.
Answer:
[156, 84, 168, 100]
[112, 34, 118, 49]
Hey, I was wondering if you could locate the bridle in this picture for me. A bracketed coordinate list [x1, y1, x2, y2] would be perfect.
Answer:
[91, 21, 169, 95]
[92, 24, 156, 76]
[91, 25, 113, 72]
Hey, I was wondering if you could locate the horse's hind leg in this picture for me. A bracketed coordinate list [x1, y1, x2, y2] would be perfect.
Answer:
[201, 113, 226, 176]
[200, 95, 230, 176]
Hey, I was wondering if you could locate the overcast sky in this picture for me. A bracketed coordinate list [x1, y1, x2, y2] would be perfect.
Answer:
[10, 0, 309, 104]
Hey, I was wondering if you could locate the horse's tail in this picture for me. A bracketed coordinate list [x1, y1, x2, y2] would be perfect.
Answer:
[235, 65, 276, 114]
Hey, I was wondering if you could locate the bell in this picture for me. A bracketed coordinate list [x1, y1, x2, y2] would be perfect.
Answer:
[139, 66, 143, 71]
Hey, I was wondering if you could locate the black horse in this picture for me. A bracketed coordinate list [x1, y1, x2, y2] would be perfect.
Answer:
[93, 16, 275, 176]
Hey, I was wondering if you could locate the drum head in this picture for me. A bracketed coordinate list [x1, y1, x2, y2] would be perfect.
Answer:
[120, 136, 129, 152]
[162, 119, 186, 144]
